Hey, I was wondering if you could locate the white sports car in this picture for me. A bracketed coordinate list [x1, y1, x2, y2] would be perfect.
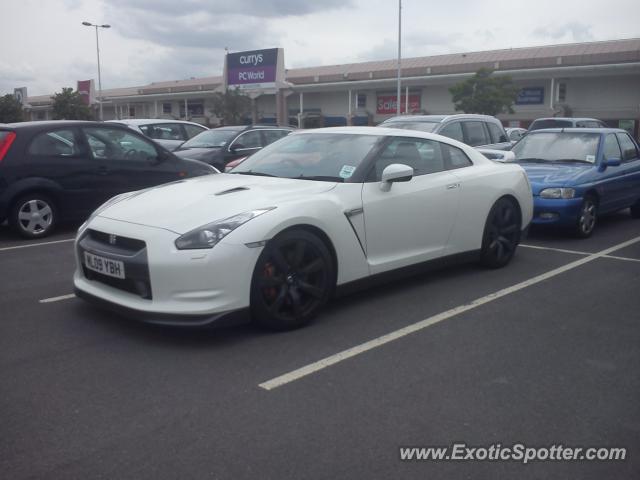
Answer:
[74, 127, 533, 330]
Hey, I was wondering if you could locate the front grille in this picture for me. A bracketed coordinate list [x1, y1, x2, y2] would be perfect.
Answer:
[87, 229, 146, 254]
[78, 230, 152, 299]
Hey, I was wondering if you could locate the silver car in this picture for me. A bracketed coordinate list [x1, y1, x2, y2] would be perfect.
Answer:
[106, 119, 208, 151]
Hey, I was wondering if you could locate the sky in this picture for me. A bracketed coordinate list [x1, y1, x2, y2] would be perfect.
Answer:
[2, 0, 639, 97]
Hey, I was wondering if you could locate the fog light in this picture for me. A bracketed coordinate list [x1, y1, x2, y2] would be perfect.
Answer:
[539, 212, 559, 220]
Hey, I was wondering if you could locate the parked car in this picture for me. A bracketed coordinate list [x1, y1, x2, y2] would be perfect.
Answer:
[511, 128, 640, 237]
[74, 126, 533, 330]
[528, 117, 607, 132]
[505, 127, 527, 143]
[173, 125, 294, 172]
[378, 114, 512, 150]
[107, 119, 208, 151]
[0, 121, 215, 238]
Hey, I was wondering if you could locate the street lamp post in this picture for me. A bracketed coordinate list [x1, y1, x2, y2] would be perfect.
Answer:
[396, 0, 402, 115]
[82, 21, 110, 121]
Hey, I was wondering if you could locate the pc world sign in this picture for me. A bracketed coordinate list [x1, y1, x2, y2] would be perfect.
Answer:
[225, 48, 284, 90]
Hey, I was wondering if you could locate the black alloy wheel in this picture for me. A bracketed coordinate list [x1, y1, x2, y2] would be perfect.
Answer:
[251, 230, 334, 330]
[480, 197, 521, 268]
[575, 195, 598, 238]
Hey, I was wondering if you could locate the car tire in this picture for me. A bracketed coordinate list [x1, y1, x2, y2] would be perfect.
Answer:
[250, 229, 334, 330]
[479, 197, 521, 269]
[10, 193, 57, 239]
[575, 195, 598, 238]
[630, 199, 640, 219]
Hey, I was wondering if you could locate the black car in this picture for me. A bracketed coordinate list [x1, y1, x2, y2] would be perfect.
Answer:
[173, 125, 294, 171]
[0, 121, 214, 238]
[378, 114, 512, 151]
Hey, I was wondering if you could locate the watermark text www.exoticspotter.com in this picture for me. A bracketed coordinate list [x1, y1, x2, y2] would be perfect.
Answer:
[399, 443, 627, 464]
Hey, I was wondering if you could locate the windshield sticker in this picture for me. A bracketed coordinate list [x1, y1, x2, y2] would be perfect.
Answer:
[339, 165, 356, 179]
[586, 155, 595, 162]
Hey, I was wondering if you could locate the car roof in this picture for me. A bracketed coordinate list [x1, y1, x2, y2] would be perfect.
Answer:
[212, 125, 294, 131]
[0, 120, 130, 131]
[531, 117, 602, 122]
[527, 127, 626, 134]
[107, 119, 205, 127]
[381, 114, 500, 123]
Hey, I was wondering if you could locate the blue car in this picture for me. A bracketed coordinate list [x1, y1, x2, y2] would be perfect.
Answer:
[511, 128, 640, 237]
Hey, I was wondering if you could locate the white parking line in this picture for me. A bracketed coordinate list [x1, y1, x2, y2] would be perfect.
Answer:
[39, 293, 76, 304]
[520, 244, 591, 255]
[0, 238, 75, 252]
[259, 235, 640, 391]
[520, 244, 640, 263]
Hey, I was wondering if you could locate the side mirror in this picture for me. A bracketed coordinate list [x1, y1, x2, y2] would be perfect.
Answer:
[503, 151, 516, 162]
[380, 163, 413, 191]
[599, 157, 621, 171]
[606, 158, 621, 167]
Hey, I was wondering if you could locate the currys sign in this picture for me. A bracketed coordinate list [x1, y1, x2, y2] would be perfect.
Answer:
[226, 48, 282, 89]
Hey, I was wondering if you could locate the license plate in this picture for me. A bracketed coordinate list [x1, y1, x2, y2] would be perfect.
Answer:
[84, 251, 125, 279]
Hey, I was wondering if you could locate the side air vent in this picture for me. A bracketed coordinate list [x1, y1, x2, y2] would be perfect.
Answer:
[215, 186, 250, 196]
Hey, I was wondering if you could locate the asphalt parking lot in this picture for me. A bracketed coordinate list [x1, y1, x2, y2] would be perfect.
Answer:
[1, 213, 639, 479]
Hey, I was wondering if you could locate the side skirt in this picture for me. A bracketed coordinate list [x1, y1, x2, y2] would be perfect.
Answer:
[334, 250, 482, 298]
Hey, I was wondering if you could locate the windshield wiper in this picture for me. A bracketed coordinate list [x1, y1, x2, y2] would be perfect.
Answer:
[550, 159, 592, 164]
[230, 171, 277, 177]
[515, 157, 548, 163]
[295, 175, 344, 182]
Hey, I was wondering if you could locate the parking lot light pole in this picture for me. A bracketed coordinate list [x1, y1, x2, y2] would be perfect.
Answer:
[396, 0, 402, 115]
[82, 21, 110, 121]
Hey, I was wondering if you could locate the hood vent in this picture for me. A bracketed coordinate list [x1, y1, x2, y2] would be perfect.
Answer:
[215, 186, 250, 196]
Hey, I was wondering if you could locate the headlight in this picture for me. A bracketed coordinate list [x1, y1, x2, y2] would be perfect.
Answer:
[539, 187, 576, 199]
[175, 208, 276, 250]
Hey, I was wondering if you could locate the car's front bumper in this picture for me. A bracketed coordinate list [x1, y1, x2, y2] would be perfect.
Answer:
[73, 215, 261, 326]
[530, 196, 582, 226]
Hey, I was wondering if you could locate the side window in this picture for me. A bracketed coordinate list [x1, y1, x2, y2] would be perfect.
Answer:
[602, 134, 622, 160]
[262, 129, 291, 145]
[616, 133, 639, 162]
[231, 130, 262, 150]
[438, 122, 464, 142]
[184, 124, 205, 139]
[487, 122, 508, 143]
[28, 129, 80, 157]
[371, 137, 445, 181]
[144, 123, 184, 141]
[462, 121, 489, 147]
[509, 130, 523, 142]
[442, 144, 473, 169]
[83, 127, 160, 163]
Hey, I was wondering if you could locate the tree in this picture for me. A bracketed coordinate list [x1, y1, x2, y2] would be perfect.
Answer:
[0, 94, 24, 123]
[52, 87, 94, 120]
[210, 88, 252, 125]
[449, 68, 519, 116]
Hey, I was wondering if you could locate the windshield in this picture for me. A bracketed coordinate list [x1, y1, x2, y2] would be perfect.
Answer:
[512, 132, 600, 164]
[181, 129, 241, 148]
[231, 133, 384, 181]
[382, 121, 439, 133]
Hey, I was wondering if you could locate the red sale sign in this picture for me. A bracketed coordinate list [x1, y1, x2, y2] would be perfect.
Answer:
[377, 94, 421, 114]
[77, 79, 95, 105]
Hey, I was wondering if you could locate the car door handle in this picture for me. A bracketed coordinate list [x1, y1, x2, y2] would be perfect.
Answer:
[446, 183, 460, 190]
